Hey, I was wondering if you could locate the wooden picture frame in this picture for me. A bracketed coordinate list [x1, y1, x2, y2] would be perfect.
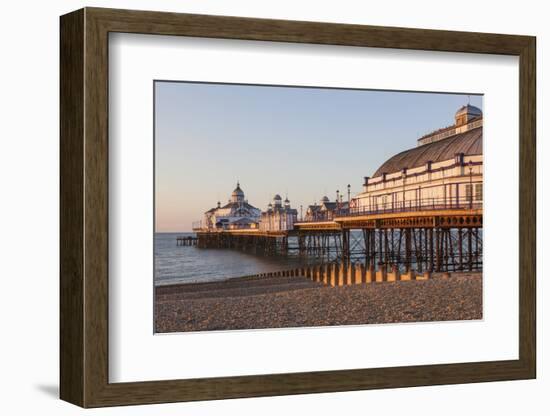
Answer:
[60, 7, 536, 408]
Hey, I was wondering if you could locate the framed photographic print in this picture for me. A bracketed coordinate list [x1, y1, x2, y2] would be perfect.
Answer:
[60, 7, 536, 407]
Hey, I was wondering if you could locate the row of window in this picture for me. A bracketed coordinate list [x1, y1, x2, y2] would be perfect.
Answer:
[465, 184, 483, 201]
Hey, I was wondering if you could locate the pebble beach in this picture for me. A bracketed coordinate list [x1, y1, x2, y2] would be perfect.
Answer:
[155, 272, 482, 333]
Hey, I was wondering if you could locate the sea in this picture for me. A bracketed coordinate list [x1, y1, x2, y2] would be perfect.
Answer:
[154, 232, 308, 286]
[155, 230, 481, 286]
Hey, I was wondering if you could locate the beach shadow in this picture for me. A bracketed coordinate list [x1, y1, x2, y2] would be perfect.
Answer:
[35, 384, 59, 399]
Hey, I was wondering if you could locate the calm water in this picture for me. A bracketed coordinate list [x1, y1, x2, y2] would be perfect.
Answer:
[155, 230, 482, 285]
[154, 233, 308, 286]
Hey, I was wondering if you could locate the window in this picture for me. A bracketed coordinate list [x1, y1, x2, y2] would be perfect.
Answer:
[475, 183, 483, 201]
[465, 184, 473, 200]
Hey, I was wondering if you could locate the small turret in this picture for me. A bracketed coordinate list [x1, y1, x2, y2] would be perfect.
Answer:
[231, 181, 245, 203]
[455, 104, 482, 127]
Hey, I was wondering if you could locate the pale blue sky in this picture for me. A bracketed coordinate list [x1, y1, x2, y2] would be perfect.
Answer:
[155, 81, 482, 232]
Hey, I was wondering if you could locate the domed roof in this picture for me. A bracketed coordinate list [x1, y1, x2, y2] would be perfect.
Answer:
[273, 194, 282, 200]
[373, 126, 482, 177]
[455, 104, 482, 117]
[321, 196, 330, 203]
[231, 182, 244, 197]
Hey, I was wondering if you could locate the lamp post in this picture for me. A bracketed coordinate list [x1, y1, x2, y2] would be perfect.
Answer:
[468, 160, 473, 209]
[300, 204, 303, 221]
[401, 169, 407, 210]
[347, 184, 351, 213]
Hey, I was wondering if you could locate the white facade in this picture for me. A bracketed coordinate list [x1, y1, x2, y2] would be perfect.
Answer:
[259, 195, 298, 232]
[201, 182, 261, 230]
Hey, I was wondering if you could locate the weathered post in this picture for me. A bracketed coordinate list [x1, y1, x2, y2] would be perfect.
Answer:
[330, 263, 339, 287]
[317, 264, 324, 283]
[367, 264, 375, 283]
[375, 262, 387, 282]
[347, 263, 354, 285]
[354, 262, 363, 285]
[338, 263, 346, 286]
[360, 264, 366, 283]
[387, 264, 398, 282]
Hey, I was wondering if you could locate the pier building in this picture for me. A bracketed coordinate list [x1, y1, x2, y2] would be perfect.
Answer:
[305, 196, 335, 221]
[351, 104, 483, 214]
[202, 182, 261, 230]
[259, 195, 298, 232]
[305, 196, 349, 221]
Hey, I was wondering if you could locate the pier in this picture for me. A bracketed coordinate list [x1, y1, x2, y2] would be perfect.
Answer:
[183, 105, 485, 277]
[192, 200, 482, 274]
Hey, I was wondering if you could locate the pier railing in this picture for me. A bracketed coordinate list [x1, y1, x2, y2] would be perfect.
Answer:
[299, 197, 482, 223]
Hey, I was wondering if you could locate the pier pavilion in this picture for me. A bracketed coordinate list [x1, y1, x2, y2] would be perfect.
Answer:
[201, 182, 261, 230]
[259, 195, 298, 232]
[351, 104, 483, 213]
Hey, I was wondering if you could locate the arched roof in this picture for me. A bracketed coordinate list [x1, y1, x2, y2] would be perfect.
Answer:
[373, 126, 482, 177]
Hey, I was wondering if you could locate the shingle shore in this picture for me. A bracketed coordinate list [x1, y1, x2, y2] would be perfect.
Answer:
[155, 272, 482, 333]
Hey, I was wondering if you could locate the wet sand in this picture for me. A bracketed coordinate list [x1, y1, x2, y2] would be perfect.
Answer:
[155, 272, 482, 333]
